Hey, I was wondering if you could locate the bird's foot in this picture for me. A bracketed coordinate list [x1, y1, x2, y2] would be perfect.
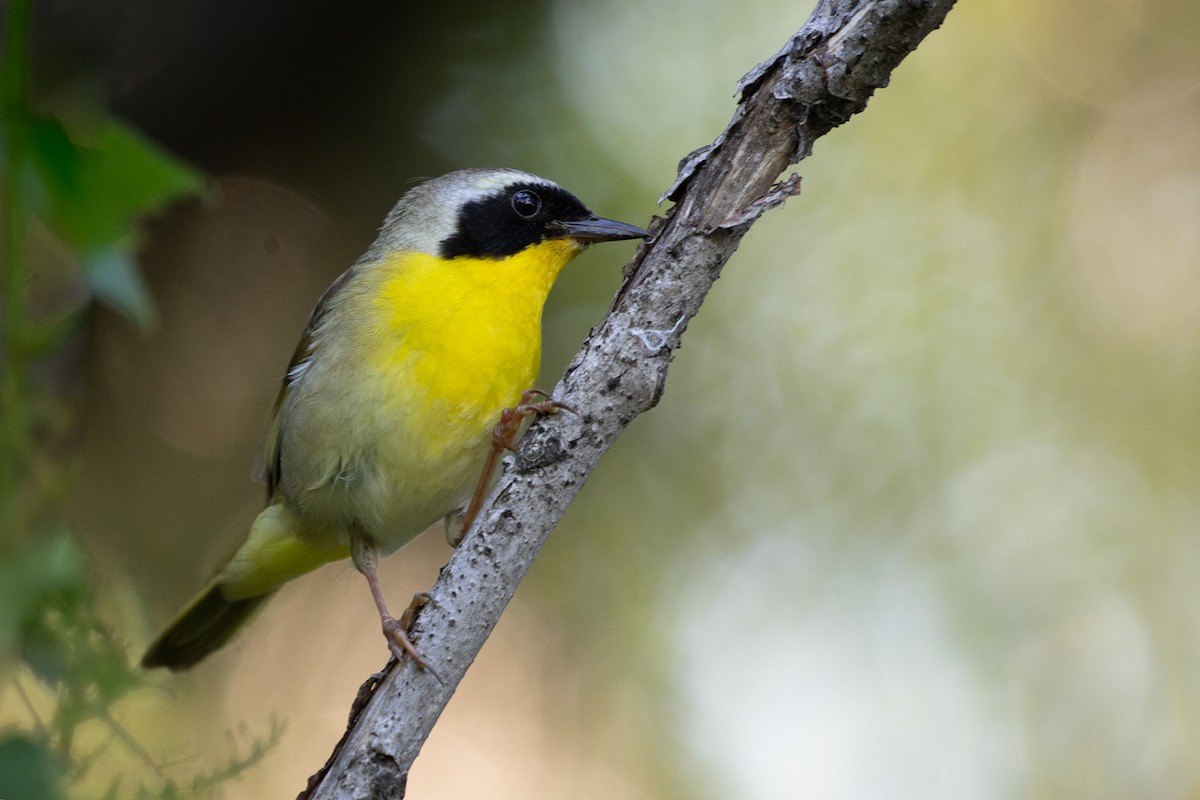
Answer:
[380, 593, 442, 684]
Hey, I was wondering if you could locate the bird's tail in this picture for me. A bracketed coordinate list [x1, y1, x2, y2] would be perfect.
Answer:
[140, 583, 273, 670]
[141, 503, 349, 671]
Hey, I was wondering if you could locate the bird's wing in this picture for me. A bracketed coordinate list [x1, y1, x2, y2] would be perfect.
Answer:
[254, 265, 358, 499]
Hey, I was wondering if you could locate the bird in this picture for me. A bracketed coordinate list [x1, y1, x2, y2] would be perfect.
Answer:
[141, 168, 647, 671]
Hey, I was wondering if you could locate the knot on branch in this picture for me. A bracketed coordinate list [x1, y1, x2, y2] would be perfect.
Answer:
[513, 432, 569, 473]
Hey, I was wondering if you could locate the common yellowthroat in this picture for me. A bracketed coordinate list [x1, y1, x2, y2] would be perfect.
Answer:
[142, 168, 647, 671]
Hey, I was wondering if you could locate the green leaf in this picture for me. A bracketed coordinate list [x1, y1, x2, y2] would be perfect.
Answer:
[22, 116, 204, 250]
[13, 113, 82, 222]
[0, 735, 65, 800]
[85, 245, 157, 329]
[89, 119, 205, 233]
[2, 108, 205, 325]
[72, 121, 204, 325]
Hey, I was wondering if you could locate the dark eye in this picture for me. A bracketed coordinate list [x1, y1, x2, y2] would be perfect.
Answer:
[511, 189, 542, 219]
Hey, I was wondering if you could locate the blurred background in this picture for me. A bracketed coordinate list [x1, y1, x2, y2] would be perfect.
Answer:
[3, 0, 1200, 797]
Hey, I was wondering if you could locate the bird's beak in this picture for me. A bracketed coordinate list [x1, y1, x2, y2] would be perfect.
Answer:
[553, 215, 648, 244]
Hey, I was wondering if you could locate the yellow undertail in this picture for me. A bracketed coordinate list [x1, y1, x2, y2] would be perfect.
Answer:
[141, 504, 348, 671]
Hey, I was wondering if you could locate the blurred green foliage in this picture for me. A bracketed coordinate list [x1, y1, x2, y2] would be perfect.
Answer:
[0, 0, 271, 796]
[16, 116, 204, 328]
[0, 734, 64, 800]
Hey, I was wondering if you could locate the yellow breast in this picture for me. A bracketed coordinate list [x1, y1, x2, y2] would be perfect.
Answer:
[371, 242, 576, 434]
[279, 238, 581, 550]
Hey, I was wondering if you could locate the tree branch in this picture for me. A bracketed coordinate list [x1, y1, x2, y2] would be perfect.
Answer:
[301, 1, 956, 796]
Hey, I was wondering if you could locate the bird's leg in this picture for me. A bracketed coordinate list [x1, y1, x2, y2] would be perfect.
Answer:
[350, 531, 440, 681]
[452, 389, 577, 546]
